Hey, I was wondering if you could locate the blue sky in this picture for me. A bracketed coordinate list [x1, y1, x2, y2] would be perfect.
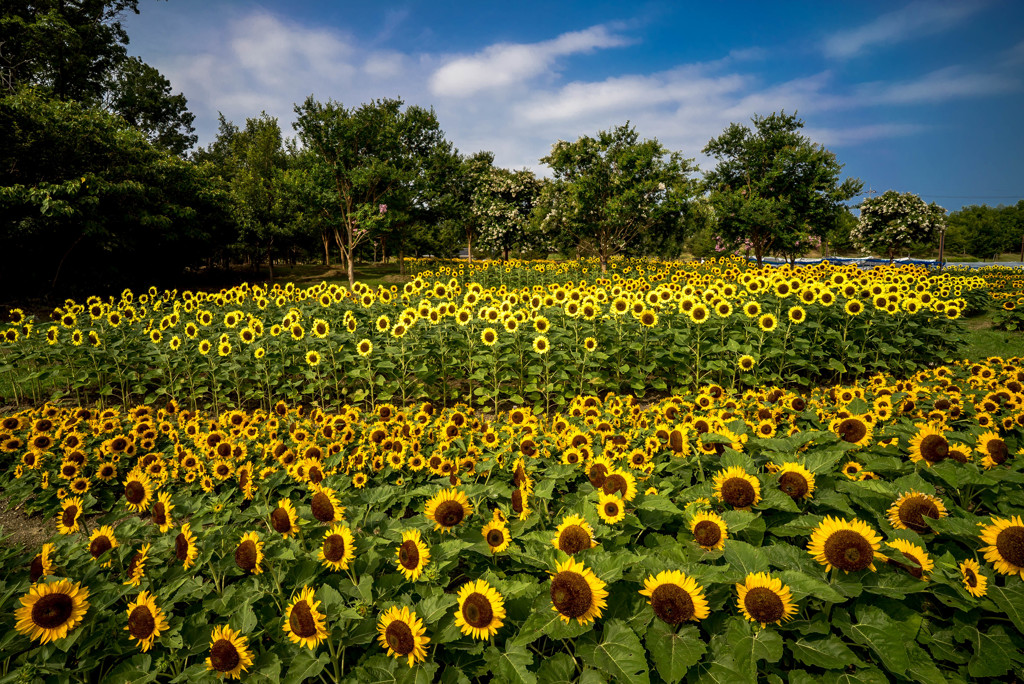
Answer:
[123, 1, 1024, 210]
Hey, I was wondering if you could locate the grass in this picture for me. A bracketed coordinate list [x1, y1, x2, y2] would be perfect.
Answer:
[961, 311, 1023, 361]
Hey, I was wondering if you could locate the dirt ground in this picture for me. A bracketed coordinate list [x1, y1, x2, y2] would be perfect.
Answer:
[0, 496, 53, 553]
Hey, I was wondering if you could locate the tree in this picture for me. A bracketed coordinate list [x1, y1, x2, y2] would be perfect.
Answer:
[0, 88, 231, 296]
[473, 166, 543, 261]
[539, 122, 699, 272]
[702, 111, 863, 267]
[293, 96, 451, 285]
[853, 190, 946, 261]
[946, 203, 1023, 259]
[106, 56, 197, 155]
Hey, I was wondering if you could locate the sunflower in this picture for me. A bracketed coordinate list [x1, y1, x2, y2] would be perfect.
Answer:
[123, 471, 153, 513]
[597, 491, 626, 525]
[840, 460, 862, 479]
[602, 468, 637, 501]
[88, 525, 119, 567]
[454, 579, 506, 640]
[377, 605, 430, 668]
[690, 511, 728, 551]
[124, 543, 151, 587]
[482, 520, 511, 554]
[30, 543, 56, 583]
[979, 515, 1024, 578]
[57, 497, 83, 535]
[270, 499, 300, 538]
[532, 335, 550, 354]
[738, 355, 756, 372]
[549, 557, 608, 625]
[886, 491, 947, 533]
[125, 590, 169, 652]
[14, 578, 90, 644]
[976, 430, 1010, 468]
[424, 487, 473, 533]
[357, 338, 373, 357]
[305, 350, 321, 367]
[395, 529, 430, 580]
[735, 572, 798, 628]
[319, 524, 356, 571]
[310, 484, 345, 524]
[552, 514, 598, 555]
[807, 516, 884, 573]
[206, 625, 254, 679]
[174, 523, 199, 569]
[908, 425, 950, 466]
[757, 313, 778, 332]
[283, 586, 328, 650]
[776, 463, 815, 500]
[712, 466, 761, 510]
[151, 491, 174, 533]
[886, 539, 934, 580]
[832, 416, 873, 447]
[959, 559, 988, 597]
[234, 532, 264, 575]
[639, 570, 709, 625]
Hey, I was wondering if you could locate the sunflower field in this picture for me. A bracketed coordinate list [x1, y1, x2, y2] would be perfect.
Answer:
[0, 258, 989, 414]
[2, 353, 1024, 682]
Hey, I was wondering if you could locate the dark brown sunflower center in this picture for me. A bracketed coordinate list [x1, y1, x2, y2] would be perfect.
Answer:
[898, 497, 940, 533]
[823, 530, 874, 571]
[311, 492, 335, 522]
[125, 481, 146, 504]
[271, 508, 292, 533]
[32, 592, 73, 629]
[650, 584, 695, 625]
[210, 639, 240, 672]
[986, 439, 1009, 464]
[588, 464, 608, 488]
[919, 434, 949, 463]
[837, 419, 867, 443]
[721, 477, 756, 508]
[603, 501, 620, 518]
[603, 474, 627, 497]
[899, 552, 924, 579]
[175, 533, 189, 560]
[127, 552, 144, 577]
[948, 449, 969, 464]
[128, 605, 156, 639]
[511, 489, 524, 513]
[435, 500, 465, 527]
[995, 526, 1024, 568]
[398, 540, 419, 569]
[462, 592, 494, 628]
[324, 534, 346, 562]
[152, 503, 166, 525]
[289, 600, 318, 638]
[30, 554, 45, 582]
[964, 567, 978, 587]
[744, 586, 784, 624]
[693, 520, 722, 548]
[550, 571, 593, 619]
[486, 529, 506, 548]
[558, 525, 592, 555]
[778, 472, 809, 499]
[235, 540, 258, 572]
[308, 467, 323, 484]
[61, 506, 79, 528]
[90, 536, 112, 558]
[385, 620, 415, 655]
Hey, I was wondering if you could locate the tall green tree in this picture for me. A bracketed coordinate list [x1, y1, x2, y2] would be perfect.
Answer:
[853, 190, 946, 261]
[293, 96, 452, 285]
[105, 56, 196, 155]
[539, 122, 699, 272]
[702, 111, 862, 266]
[473, 166, 543, 261]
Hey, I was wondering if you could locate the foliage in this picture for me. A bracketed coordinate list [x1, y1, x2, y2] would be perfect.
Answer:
[472, 166, 544, 260]
[0, 89, 232, 297]
[702, 112, 863, 267]
[853, 191, 947, 261]
[1, 359, 1023, 682]
[539, 123, 701, 272]
[945, 201, 1024, 259]
[105, 56, 197, 156]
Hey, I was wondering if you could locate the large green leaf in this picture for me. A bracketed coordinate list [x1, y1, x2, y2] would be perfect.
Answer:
[787, 636, 862, 669]
[644, 621, 705, 684]
[484, 643, 537, 684]
[578, 619, 650, 684]
[988, 581, 1024, 637]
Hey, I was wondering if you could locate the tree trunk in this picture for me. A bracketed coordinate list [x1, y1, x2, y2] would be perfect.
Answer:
[322, 233, 330, 266]
[502, 246, 509, 262]
[381, 236, 387, 264]
[467, 233, 473, 263]
[267, 247, 274, 282]
[399, 244, 406, 275]
[599, 242, 608, 273]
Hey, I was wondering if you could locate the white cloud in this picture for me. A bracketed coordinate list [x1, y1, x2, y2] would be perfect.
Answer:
[823, 1, 987, 58]
[802, 123, 926, 147]
[857, 66, 1019, 105]
[428, 25, 629, 97]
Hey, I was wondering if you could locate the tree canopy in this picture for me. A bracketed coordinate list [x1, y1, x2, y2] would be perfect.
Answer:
[853, 190, 947, 261]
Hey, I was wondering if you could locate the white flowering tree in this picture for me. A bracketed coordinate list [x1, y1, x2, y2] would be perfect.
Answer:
[853, 190, 946, 261]
[471, 166, 543, 260]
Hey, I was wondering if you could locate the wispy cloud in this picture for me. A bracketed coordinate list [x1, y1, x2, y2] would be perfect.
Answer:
[428, 25, 630, 98]
[822, 1, 987, 58]
[856, 66, 1019, 105]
